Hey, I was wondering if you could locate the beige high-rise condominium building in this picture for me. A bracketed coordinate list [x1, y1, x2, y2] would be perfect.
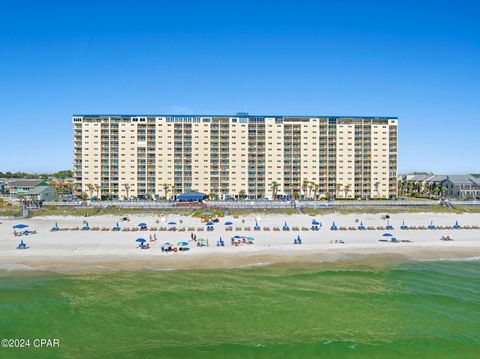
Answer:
[73, 114, 398, 200]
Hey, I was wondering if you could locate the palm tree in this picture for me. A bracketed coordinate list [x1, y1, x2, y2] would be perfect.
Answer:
[308, 181, 315, 199]
[271, 181, 279, 200]
[335, 183, 342, 199]
[343, 184, 351, 199]
[94, 184, 101, 200]
[302, 180, 309, 198]
[86, 184, 95, 199]
[162, 183, 170, 200]
[374, 181, 381, 198]
[314, 183, 320, 199]
[123, 183, 131, 200]
[238, 189, 246, 199]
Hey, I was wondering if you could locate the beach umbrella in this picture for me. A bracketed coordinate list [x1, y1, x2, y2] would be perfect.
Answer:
[297, 235, 301, 241]
[224, 221, 233, 226]
[455, 220, 460, 226]
[136, 238, 146, 243]
[168, 221, 177, 225]
[177, 241, 189, 246]
[284, 221, 288, 227]
[163, 242, 172, 246]
[312, 220, 320, 225]
[383, 233, 393, 237]
[247, 236, 255, 241]
[13, 224, 29, 229]
[206, 222, 214, 226]
[115, 222, 119, 227]
[232, 235, 242, 239]
[138, 223, 147, 227]
[55, 222, 58, 228]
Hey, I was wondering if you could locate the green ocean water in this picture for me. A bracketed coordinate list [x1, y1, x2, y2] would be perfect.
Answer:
[1, 260, 480, 359]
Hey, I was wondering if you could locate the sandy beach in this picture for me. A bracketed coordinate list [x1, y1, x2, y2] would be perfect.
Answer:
[1, 212, 479, 271]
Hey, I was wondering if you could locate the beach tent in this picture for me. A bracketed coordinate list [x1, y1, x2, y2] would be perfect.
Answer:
[176, 191, 206, 202]
[13, 224, 29, 229]
[206, 221, 214, 231]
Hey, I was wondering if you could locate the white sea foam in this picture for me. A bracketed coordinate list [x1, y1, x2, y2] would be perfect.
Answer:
[0, 263, 33, 271]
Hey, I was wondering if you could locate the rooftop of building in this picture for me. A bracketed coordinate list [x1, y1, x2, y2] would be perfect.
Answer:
[9, 179, 49, 187]
[445, 175, 480, 186]
[73, 113, 398, 120]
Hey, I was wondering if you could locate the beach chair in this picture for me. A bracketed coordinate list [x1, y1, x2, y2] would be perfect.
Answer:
[235, 227, 242, 231]
[301, 227, 310, 231]
[273, 227, 280, 231]
[263, 227, 271, 231]
[244, 227, 251, 231]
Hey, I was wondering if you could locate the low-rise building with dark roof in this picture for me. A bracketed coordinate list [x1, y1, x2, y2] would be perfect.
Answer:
[442, 175, 480, 199]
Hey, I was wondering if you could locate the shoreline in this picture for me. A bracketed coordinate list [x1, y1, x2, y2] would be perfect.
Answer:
[2, 245, 480, 273]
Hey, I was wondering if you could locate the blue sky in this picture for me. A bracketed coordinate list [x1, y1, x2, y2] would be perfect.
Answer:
[0, 0, 479, 174]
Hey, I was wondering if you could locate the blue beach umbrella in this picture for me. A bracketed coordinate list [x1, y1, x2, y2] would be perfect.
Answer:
[312, 220, 320, 225]
[177, 241, 189, 246]
[383, 233, 393, 237]
[168, 222, 177, 225]
[284, 221, 288, 227]
[55, 222, 59, 227]
[138, 223, 147, 227]
[13, 224, 29, 229]
[206, 222, 214, 226]
[115, 222, 119, 227]
[225, 221, 233, 226]
[232, 235, 242, 239]
[136, 238, 146, 243]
